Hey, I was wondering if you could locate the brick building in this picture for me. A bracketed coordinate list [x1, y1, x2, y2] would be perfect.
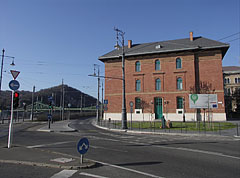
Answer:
[223, 66, 240, 116]
[99, 32, 229, 121]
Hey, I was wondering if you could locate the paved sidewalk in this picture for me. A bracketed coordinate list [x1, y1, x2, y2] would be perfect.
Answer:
[0, 144, 95, 169]
[0, 120, 94, 169]
[37, 120, 77, 132]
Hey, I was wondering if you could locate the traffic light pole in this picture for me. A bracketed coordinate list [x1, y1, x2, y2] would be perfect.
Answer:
[8, 91, 14, 148]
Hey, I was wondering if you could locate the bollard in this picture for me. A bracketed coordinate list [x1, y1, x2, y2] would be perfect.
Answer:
[48, 119, 51, 129]
[237, 123, 239, 136]
[219, 123, 221, 135]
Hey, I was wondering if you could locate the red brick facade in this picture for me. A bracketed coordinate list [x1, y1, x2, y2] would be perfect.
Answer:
[100, 37, 228, 121]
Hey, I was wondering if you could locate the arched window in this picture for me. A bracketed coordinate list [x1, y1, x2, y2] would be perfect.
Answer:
[155, 78, 161, 91]
[136, 79, 141, 91]
[135, 61, 141, 72]
[177, 77, 183, 90]
[176, 58, 182, 69]
[155, 60, 160, 71]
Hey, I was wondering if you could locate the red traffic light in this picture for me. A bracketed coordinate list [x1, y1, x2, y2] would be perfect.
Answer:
[14, 92, 19, 98]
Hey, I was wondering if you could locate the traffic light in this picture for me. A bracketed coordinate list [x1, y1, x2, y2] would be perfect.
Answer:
[49, 101, 52, 109]
[13, 92, 19, 109]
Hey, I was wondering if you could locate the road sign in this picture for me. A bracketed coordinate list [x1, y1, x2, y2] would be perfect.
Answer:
[48, 96, 53, 102]
[129, 101, 134, 107]
[104, 100, 108, 104]
[104, 105, 108, 111]
[9, 80, 20, 91]
[48, 114, 52, 120]
[77, 138, 89, 155]
[10, 70, 20, 80]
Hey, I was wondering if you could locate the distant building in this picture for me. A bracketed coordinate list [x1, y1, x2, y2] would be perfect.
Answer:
[223, 66, 240, 116]
[99, 32, 229, 121]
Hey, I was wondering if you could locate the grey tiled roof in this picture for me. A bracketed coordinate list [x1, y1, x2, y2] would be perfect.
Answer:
[99, 37, 229, 61]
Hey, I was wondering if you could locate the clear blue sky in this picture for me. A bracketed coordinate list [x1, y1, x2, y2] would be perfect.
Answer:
[0, 0, 239, 98]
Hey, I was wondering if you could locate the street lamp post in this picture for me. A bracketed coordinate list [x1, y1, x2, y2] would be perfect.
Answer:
[114, 27, 127, 129]
[0, 49, 15, 92]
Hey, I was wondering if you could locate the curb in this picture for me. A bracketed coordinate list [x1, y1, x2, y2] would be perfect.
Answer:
[37, 122, 77, 133]
[0, 145, 96, 169]
[93, 122, 236, 138]
[0, 159, 96, 170]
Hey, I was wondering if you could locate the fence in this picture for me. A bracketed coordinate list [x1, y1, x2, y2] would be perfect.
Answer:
[0, 109, 96, 124]
[98, 119, 239, 136]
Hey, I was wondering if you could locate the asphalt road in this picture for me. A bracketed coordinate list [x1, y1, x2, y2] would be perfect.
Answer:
[0, 117, 239, 178]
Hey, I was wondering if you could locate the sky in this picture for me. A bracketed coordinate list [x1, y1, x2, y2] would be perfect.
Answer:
[0, 0, 239, 98]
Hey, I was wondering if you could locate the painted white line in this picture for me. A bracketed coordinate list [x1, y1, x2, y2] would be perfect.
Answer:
[80, 172, 109, 178]
[109, 137, 240, 161]
[50, 170, 77, 178]
[95, 160, 164, 178]
[155, 145, 240, 160]
[91, 145, 128, 153]
[89, 136, 119, 142]
[50, 157, 74, 163]
[26, 141, 74, 148]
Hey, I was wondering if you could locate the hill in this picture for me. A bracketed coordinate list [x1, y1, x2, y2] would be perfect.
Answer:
[0, 85, 97, 110]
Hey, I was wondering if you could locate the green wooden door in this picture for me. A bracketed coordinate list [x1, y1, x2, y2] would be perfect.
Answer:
[154, 97, 163, 119]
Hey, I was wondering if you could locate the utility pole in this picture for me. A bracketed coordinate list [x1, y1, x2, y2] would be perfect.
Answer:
[62, 79, 65, 120]
[31, 86, 35, 121]
[114, 27, 127, 129]
[0, 49, 5, 92]
[0, 49, 15, 93]
[101, 81, 104, 120]
[94, 64, 100, 123]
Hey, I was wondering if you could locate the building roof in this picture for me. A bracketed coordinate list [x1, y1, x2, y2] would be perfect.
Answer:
[223, 66, 240, 74]
[99, 36, 229, 62]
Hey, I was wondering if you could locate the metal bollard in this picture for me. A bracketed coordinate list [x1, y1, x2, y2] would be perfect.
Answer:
[237, 123, 239, 136]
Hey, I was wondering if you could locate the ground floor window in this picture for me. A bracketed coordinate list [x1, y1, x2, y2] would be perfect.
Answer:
[135, 97, 142, 109]
[177, 97, 183, 109]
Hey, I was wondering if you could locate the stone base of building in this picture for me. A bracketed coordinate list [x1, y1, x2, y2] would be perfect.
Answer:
[103, 112, 226, 122]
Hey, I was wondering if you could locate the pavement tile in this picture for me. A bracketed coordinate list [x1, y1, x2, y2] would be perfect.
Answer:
[0, 144, 95, 169]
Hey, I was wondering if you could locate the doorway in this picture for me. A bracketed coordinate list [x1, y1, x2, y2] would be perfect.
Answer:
[154, 97, 163, 119]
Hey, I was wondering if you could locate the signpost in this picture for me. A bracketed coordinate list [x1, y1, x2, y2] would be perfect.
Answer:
[189, 94, 218, 125]
[48, 114, 52, 129]
[129, 101, 134, 130]
[7, 71, 20, 148]
[77, 138, 89, 164]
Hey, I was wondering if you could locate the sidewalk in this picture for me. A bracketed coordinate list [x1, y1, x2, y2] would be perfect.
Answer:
[37, 120, 77, 132]
[0, 120, 95, 169]
[0, 144, 95, 169]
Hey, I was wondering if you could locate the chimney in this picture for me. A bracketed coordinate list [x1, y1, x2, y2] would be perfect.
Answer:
[190, 31, 193, 41]
[128, 40, 132, 48]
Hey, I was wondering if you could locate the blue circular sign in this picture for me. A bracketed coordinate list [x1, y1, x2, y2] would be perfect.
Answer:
[9, 80, 20, 91]
[77, 138, 89, 155]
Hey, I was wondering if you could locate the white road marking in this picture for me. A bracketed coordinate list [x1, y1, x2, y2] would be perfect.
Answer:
[94, 160, 164, 178]
[80, 172, 109, 178]
[26, 141, 74, 148]
[88, 136, 119, 142]
[91, 145, 128, 153]
[50, 157, 74, 163]
[152, 145, 240, 160]
[50, 170, 77, 178]
[110, 137, 240, 161]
